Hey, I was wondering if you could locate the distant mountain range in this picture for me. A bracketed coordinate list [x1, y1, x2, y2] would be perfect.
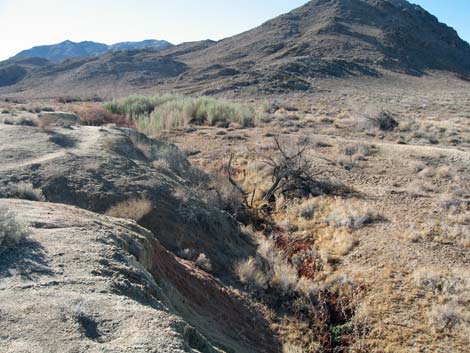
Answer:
[12, 39, 173, 61]
[1, 0, 469, 97]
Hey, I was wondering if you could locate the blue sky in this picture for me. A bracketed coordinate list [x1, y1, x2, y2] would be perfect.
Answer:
[0, 0, 469, 61]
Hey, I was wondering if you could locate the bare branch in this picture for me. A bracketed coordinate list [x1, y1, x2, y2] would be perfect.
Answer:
[273, 135, 289, 162]
[227, 154, 248, 197]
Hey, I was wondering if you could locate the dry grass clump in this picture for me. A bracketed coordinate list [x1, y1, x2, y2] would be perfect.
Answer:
[326, 199, 379, 230]
[338, 143, 375, 169]
[0, 206, 28, 249]
[298, 198, 316, 220]
[235, 238, 311, 295]
[207, 180, 245, 217]
[413, 268, 470, 337]
[13, 183, 45, 201]
[74, 104, 132, 127]
[413, 268, 469, 296]
[418, 205, 469, 248]
[417, 165, 456, 180]
[152, 159, 171, 171]
[317, 228, 358, 258]
[2, 115, 38, 126]
[396, 115, 468, 146]
[179, 249, 216, 273]
[195, 253, 213, 272]
[37, 115, 55, 132]
[282, 343, 305, 353]
[267, 197, 360, 261]
[235, 257, 268, 289]
[406, 180, 434, 196]
[428, 302, 467, 334]
[435, 166, 456, 180]
[270, 257, 301, 294]
[437, 193, 465, 210]
[105, 198, 153, 221]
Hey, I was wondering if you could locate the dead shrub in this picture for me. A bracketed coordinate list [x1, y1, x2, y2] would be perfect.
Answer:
[228, 135, 340, 207]
[374, 111, 399, 131]
[75, 104, 132, 127]
[350, 105, 398, 131]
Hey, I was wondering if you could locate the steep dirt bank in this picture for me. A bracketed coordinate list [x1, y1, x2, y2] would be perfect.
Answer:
[0, 199, 278, 352]
[0, 122, 281, 352]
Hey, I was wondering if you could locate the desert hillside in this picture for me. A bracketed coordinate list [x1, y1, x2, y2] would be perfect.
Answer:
[0, 0, 469, 352]
[1, 0, 469, 98]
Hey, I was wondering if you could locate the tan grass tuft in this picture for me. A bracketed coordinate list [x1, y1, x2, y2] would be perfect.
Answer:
[105, 198, 153, 221]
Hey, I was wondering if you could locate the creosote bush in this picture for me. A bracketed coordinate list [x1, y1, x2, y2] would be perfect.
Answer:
[104, 94, 263, 135]
[105, 198, 153, 221]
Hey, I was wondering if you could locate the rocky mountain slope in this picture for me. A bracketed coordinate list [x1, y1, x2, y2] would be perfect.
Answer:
[11, 39, 172, 62]
[1, 0, 469, 97]
[0, 57, 50, 87]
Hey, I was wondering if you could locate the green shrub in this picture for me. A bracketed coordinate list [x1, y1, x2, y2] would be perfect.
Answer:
[104, 94, 178, 118]
[104, 94, 259, 135]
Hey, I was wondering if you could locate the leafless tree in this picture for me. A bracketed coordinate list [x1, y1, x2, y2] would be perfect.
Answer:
[227, 135, 330, 206]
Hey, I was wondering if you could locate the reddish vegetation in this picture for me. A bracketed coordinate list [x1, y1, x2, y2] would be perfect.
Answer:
[74, 104, 133, 127]
[298, 258, 321, 280]
[273, 231, 320, 278]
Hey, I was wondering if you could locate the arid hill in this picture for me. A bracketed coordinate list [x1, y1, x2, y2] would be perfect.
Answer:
[1, 0, 469, 97]
[0, 122, 279, 353]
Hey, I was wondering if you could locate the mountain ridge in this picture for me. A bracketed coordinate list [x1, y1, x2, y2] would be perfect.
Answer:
[1, 0, 469, 97]
[12, 39, 173, 62]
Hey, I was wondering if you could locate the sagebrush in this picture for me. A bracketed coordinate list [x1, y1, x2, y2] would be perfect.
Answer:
[0, 206, 27, 248]
[104, 94, 263, 134]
